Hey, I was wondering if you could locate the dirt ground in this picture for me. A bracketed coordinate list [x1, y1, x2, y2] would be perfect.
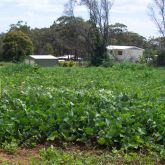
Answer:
[0, 143, 90, 165]
[0, 144, 164, 165]
[0, 146, 43, 165]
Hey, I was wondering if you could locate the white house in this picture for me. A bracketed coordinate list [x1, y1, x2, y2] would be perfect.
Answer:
[25, 55, 58, 67]
[107, 45, 144, 62]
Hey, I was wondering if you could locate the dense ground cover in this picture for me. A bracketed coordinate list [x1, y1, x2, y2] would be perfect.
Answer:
[0, 62, 165, 163]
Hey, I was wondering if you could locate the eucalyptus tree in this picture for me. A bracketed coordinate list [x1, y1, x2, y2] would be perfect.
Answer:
[9, 21, 31, 36]
[149, 0, 165, 65]
[109, 23, 146, 48]
[0, 33, 5, 60]
[65, 0, 114, 65]
[55, 16, 92, 59]
[80, 0, 114, 65]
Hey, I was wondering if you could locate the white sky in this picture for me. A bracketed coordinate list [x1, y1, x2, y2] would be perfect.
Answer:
[0, 0, 159, 38]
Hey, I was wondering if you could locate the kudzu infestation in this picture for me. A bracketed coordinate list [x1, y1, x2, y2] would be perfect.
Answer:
[0, 63, 165, 157]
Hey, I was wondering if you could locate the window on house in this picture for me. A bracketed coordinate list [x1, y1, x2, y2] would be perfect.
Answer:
[118, 51, 123, 55]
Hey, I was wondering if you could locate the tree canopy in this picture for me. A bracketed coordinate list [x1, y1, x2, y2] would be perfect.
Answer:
[149, 0, 165, 65]
[3, 31, 33, 62]
[0, 15, 162, 65]
[80, 0, 114, 65]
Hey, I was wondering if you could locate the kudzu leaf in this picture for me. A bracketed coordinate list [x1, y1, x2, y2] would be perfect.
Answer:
[47, 131, 59, 141]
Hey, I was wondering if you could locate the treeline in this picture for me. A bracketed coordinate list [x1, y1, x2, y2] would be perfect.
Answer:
[0, 18, 163, 65]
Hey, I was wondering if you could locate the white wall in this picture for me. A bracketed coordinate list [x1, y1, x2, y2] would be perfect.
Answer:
[25, 59, 35, 64]
[109, 49, 144, 62]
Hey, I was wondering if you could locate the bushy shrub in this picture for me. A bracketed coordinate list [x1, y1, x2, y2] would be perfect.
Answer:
[112, 61, 147, 71]
[101, 59, 115, 67]
[0, 63, 40, 75]
[157, 51, 165, 66]
[0, 62, 13, 67]
[2, 140, 18, 154]
[2, 31, 33, 62]
[59, 61, 90, 67]
[59, 61, 77, 67]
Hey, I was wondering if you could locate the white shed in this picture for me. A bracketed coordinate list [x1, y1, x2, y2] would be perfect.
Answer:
[25, 55, 58, 67]
[107, 45, 144, 62]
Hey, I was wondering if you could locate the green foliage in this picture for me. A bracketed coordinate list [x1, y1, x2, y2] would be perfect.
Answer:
[59, 61, 77, 67]
[39, 145, 108, 165]
[139, 55, 147, 64]
[109, 23, 146, 48]
[43, 43, 54, 55]
[9, 21, 31, 36]
[2, 31, 33, 62]
[0, 63, 40, 75]
[112, 61, 148, 70]
[91, 43, 107, 66]
[0, 34, 5, 61]
[0, 62, 13, 67]
[39, 145, 101, 164]
[143, 48, 158, 58]
[0, 63, 164, 156]
[38, 145, 163, 165]
[101, 59, 115, 67]
[48, 16, 91, 60]
[1, 140, 18, 154]
[157, 50, 165, 66]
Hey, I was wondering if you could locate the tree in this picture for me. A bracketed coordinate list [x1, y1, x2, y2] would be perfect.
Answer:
[3, 31, 33, 62]
[79, 0, 113, 65]
[123, 32, 146, 48]
[64, 0, 77, 17]
[109, 23, 128, 45]
[143, 37, 159, 61]
[149, 0, 165, 65]
[149, 0, 165, 37]
[64, 1, 95, 60]
[10, 21, 31, 36]
[109, 23, 146, 48]
[31, 28, 50, 54]
[0, 33, 5, 61]
[65, 0, 112, 65]
[43, 42, 54, 54]
[52, 16, 93, 59]
[109, 23, 128, 34]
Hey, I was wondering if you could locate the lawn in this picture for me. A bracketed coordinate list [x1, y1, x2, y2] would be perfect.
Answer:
[0, 62, 165, 164]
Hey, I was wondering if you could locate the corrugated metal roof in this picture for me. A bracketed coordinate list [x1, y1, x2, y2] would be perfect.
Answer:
[107, 45, 144, 50]
[29, 55, 58, 60]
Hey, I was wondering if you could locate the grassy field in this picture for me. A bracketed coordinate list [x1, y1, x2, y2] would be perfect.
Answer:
[0, 62, 165, 164]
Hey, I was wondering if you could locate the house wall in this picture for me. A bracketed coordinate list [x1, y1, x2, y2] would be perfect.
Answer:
[109, 49, 144, 62]
[25, 58, 35, 65]
[35, 59, 58, 67]
[25, 57, 58, 67]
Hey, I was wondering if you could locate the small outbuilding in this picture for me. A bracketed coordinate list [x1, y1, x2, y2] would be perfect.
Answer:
[107, 45, 144, 62]
[25, 55, 58, 67]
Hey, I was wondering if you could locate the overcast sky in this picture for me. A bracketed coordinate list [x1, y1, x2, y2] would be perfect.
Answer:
[0, 0, 159, 38]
